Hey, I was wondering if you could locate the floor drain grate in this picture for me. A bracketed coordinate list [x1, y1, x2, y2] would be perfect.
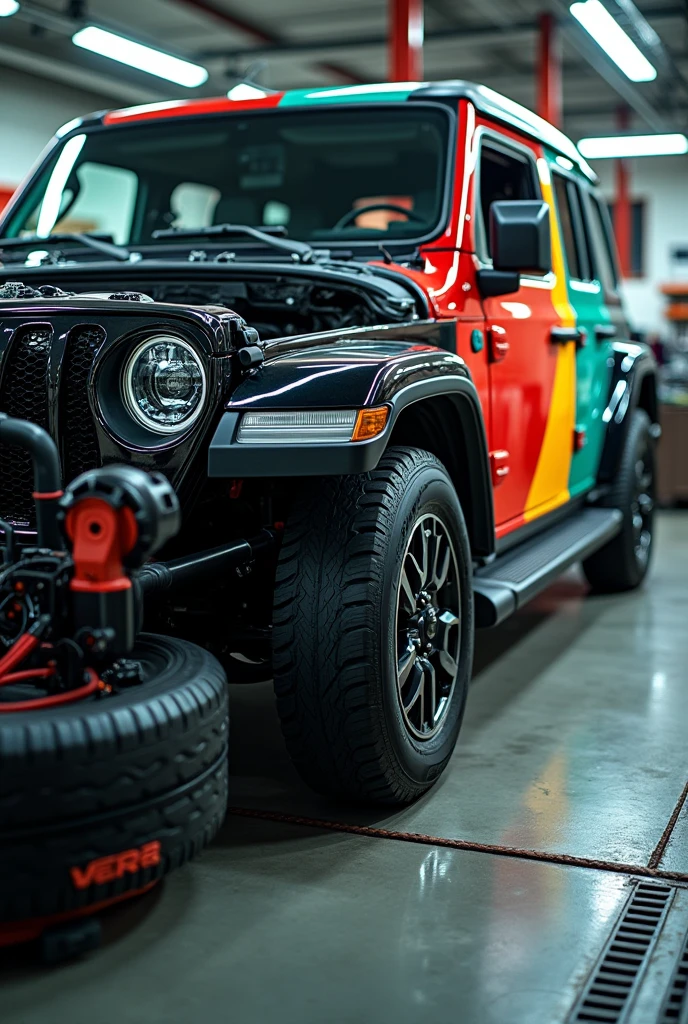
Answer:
[660, 928, 688, 1023]
[569, 882, 674, 1023]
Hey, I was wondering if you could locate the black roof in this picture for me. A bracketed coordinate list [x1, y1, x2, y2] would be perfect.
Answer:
[58, 79, 596, 183]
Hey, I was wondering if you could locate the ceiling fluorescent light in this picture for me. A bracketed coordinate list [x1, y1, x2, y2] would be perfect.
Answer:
[570, 0, 656, 81]
[227, 83, 267, 101]
[578, 134, 688, 158]
[72, 26, 208, 88]
[0, 0, 20, 16]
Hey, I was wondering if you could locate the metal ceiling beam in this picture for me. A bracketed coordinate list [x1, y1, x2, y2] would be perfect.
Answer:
[197, 19, 538, 59]
[172, 0, 364, 84]
[424, 0, 529, 78]
[10, 0, 366, 86]
[195, 6, 685, 59]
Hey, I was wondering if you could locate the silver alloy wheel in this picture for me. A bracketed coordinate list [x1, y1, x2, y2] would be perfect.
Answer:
[395, 513, 461, 741]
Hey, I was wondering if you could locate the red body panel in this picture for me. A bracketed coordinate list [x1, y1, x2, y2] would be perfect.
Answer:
[103, 94, 285, 125]
[388, 104, 561, 533]
[467, 120, 559, 529]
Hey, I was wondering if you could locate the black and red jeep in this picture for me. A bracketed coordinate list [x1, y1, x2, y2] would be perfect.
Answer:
[0, 83, 658, 934]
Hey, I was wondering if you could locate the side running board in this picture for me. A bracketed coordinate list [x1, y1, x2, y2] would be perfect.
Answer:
[473, 507, 623, 627]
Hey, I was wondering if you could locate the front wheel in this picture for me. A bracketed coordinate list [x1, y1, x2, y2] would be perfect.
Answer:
[272, 446, 474, 805]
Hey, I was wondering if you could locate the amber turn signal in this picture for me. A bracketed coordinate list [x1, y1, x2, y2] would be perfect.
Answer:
[351, 405, 390, 442]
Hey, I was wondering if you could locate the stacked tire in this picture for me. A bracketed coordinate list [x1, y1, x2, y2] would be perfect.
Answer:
[0, 635, 228, 936]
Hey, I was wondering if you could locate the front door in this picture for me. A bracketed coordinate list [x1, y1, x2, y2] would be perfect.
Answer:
[474, 126, 576, 537]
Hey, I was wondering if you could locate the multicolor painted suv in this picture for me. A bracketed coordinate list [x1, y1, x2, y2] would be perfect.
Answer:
[0, 80, 658, 804]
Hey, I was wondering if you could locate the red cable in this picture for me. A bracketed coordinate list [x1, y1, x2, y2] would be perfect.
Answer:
[0, 633, 39, 677]
[0, 629, 102, 710]
[0, 667, 55, 685]
[0, 668, 101, 712]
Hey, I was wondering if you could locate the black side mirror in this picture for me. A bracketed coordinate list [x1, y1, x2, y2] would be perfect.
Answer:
[490, 200, 551, 274]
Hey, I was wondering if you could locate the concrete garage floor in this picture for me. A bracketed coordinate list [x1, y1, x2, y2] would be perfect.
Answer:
[3, 511, 688, 1024]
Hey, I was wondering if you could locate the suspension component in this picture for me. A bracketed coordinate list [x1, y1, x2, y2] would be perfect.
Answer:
[138, 529, 278, 596]
[61, 466, 180, 658]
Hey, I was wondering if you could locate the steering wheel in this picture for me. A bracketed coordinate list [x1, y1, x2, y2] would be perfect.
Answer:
[332, 202, 425, 231]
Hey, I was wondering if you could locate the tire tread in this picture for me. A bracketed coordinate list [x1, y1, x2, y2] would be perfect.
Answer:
[273, 447, 471, 805]
[583, 409, 655, 592]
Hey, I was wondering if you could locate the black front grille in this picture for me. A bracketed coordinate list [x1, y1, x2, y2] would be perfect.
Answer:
[0, 325, 52, 525]
[0, 322, 104, 528]
[61, 326, 104, 484]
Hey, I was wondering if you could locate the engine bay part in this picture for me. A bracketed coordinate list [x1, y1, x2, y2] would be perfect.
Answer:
[155, 277, 386, 338]
[0, 263, 422, 340]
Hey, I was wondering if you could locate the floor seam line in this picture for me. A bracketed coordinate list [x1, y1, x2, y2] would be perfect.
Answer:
[226, 806, 688, 883]
[648, 779, 688, 869]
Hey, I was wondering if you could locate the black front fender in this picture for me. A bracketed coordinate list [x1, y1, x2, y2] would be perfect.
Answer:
[208, 337, 484, 472]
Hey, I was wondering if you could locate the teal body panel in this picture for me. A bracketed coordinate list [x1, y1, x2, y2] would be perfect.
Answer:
[544, 148, 613, 498]
[567, 279, 613, 497]
[278, 85, 419, 107]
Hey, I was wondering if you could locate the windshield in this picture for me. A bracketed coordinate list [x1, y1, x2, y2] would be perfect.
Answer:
[5, 106, 450, 248]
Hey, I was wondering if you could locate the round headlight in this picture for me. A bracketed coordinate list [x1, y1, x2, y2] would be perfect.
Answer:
[123, 336, 206, 434]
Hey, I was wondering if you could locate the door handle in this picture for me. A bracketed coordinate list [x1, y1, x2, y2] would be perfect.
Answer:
[594, 324, 617, 341]
[550, 326, 588, 348]
[488, 324, 509, 362]
[489, 450, 510, 486]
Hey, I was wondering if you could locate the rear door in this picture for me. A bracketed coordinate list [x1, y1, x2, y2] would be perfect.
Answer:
[549, 163, 614, 497]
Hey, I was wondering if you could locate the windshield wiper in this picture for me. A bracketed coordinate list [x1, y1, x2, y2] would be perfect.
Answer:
[152, 223, 314, 264]
[0, 233, 131, 262]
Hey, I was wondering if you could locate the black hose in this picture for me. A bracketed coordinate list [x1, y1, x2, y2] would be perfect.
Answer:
[139, 529, 278, 596]
[0, 415, 63, 550]
[0, 416, 61, 494]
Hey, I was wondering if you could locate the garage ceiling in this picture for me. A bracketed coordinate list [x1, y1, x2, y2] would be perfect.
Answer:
[1, 0, 686, 138]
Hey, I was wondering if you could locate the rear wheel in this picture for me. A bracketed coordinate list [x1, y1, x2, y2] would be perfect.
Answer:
[272, 446, 474, 805]
[582, 408, 656, 592]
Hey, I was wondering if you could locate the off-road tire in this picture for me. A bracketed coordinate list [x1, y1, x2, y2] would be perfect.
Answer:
[0, 635, 229, 922]
[582, 408, 656, 592]
[272, 446, 474, 805]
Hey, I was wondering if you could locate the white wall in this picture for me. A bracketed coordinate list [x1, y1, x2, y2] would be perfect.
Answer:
[593, 155, 688, 338]
[0, 65, 111, 188]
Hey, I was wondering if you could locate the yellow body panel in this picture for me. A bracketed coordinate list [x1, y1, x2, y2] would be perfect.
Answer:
[524, 163, 577, 522]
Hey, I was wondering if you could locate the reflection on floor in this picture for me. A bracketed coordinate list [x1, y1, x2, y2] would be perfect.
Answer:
[3, 512, 688, 1024]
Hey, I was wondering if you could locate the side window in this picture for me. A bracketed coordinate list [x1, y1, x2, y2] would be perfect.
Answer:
[585, 193, 620, 293]
[476, 139, 540, 261]
[552, 172, 592, 281]
[54, 162, 138, 245]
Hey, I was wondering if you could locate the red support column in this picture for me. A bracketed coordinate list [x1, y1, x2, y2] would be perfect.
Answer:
[615, 105, 632, 278]
[389, 0, 424, 82]
[537, 13, 562, 127]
